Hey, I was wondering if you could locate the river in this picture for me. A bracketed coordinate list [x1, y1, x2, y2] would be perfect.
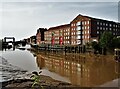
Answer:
[0, 45, 120, 87]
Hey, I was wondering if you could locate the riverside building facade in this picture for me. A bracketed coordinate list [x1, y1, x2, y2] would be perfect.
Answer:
[41, 14, 120, 46]
[44, 24, 70, 45]
[36, 28, 47, 45]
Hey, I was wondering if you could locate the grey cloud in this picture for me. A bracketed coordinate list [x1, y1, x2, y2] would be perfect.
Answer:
[0, 2, 119, 40]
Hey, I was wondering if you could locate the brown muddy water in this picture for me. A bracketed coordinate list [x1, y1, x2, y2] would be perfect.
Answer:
[1, 47, 120, 87]
[35, 51, 120, 87]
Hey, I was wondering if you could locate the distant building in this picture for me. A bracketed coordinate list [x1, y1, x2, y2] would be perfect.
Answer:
[43, 14, 120, 46]
[44, 24, 70, 45]
[30, 36, 36, 44]
[36, 28, 47, 45]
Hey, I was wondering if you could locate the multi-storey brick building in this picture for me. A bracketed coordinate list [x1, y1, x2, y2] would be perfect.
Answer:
[30, 35, 36, 44]
[43, 14, 120, 46]
[70, 14, 120, 45]
[36, 28, 47, 45]
[44, 24, 70, 45]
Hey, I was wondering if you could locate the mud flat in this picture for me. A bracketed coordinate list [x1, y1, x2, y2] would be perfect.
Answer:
[0, 56, 79, 89]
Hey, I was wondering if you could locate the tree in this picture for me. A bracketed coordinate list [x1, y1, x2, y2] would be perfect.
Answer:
[111, 37, 120, 49]
[91, 41, 101, 54]
[99, 31, 113, 49]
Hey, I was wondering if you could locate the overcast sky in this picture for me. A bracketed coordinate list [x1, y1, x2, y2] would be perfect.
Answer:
[0, 0, 120, 41]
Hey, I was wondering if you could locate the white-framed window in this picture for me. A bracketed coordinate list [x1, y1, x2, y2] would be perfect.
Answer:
[85, 21, 87, 25]
[77, 35, 81, 39]
[77, 26, 81, 30]
[76, 31, 81, 34]
[72, 32, 74, 35]
[82, 22, 84, 25]
[100, 22, 102, 25]
[77, 21, 81, 26]
[88, 36, 89, 38]
[88, 26, 89, 29]
[82, 35, 84, 39]
[82, 26, 84, 29]
[85, 26, 86, 30]
[88, 30, 89, 34]
[87, 21, 89, 24]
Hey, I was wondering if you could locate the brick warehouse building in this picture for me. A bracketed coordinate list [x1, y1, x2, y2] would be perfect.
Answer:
[36, 28, 47, 45]
[44, 24, 70, 45]
[40, 14, 120, 46]
[70, 14, 120, 45]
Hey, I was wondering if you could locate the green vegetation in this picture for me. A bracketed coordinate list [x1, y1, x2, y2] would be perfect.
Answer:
[99, 31, 113, 49]
[31, 71, 43, 89]
[89, 31, 120, 55]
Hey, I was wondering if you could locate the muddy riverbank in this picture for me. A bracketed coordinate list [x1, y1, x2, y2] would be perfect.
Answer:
[0, 55, 77, 89]
[2, 75, 77, 89]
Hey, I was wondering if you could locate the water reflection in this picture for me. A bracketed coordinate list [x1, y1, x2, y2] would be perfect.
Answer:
[36, 52, 120, 87]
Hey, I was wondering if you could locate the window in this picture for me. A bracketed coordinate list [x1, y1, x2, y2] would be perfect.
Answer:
[88, 30, 89, 34]
[87, 21, 89, 24]
[100, 22, 102, 25]
[97, 22, 99, 25]
[88, 26, 89, 29]
[82, 22, 84, 25]
[113, 25, 115, 27]
[72, 32, 73, 35]
[77, 26, 81, 30]
[97, 31, 99, 34]
[77, 21, 81, 26]
[82, 36, 84, 39]
[106, 23, 108, 26]
[85, 21, 87, 25]
[77, 35, 81, 39]
[103, 23, 105, 26]
[97, 27, 99, 29]
[110, 28, 112, 30]
[110, 24, 112, 27]
[74, 32, 75, 35]
[82, 26, 84, 29]
[77, 31, 81, 34]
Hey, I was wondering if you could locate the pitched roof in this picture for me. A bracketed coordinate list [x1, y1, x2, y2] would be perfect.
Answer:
[71, 14, 119, 24]
[48, 24, 70, 31]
